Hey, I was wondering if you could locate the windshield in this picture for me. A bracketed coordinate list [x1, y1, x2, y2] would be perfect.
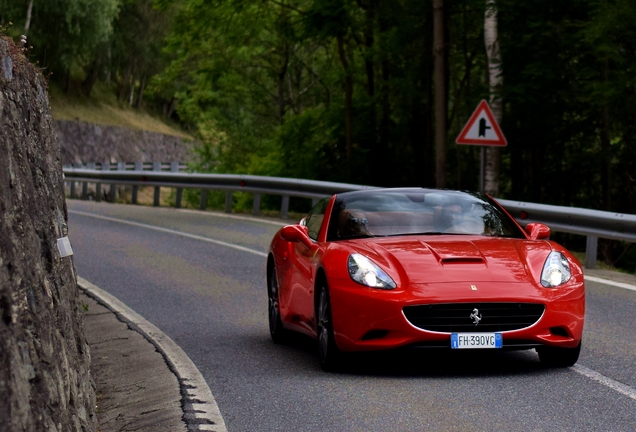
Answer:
[326, 189, 525, 241]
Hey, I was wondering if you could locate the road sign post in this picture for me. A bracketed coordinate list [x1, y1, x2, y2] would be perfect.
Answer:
[456, 100, 507, 193]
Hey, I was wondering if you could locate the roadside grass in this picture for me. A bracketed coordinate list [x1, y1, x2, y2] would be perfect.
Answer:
[48, 82, 192, 139]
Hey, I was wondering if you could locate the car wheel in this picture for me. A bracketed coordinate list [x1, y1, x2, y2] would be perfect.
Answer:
[317, 284, 342, 371]
[537, 342, 581, 367]
[268, 268, 289, 344]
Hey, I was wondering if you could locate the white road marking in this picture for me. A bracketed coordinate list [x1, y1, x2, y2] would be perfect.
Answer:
[579, 276, 636, 401]
[584, 275, 636, 292]
[69, 210, 268, 258]
[573, 364, 636, 402]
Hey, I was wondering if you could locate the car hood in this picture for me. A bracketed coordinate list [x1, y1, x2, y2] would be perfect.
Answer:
[351, 235, 552, 284]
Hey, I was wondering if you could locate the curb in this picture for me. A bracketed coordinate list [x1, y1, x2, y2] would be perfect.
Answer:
[78, 276, 227, 432]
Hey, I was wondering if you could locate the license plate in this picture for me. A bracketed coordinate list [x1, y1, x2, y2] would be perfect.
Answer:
[451, 333, 502, 349]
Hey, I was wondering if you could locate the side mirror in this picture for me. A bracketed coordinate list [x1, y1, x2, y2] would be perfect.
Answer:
[280, 225, 313, 248]
[525, 223, 550, 240]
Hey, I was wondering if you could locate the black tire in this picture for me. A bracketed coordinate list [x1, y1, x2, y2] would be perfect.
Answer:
[317, 283, 343, 371]
[268, 267, 289, 344]
[537, 342, 581, 367]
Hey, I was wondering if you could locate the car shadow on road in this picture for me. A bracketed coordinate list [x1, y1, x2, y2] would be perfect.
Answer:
[274, 332, 560, 378]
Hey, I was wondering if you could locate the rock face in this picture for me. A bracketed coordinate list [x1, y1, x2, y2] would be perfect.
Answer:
[56, 119, 195, 165]
[0, 36, 96, 430]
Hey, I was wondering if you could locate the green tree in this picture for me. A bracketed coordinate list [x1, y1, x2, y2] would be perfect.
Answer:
[100, 0, 174, 102]
[579, 0, 636, 212]
[152, 0, 336, 176]
[1, 0, 119, 88]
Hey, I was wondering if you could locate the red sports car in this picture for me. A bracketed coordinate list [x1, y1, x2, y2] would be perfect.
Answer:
[267, 188, 585, 371]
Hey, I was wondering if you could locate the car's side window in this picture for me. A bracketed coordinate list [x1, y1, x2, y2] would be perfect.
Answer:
[305, 198, 329, 241]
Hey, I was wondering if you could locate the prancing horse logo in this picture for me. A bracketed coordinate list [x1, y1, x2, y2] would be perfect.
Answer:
[469, 308, 482, 325]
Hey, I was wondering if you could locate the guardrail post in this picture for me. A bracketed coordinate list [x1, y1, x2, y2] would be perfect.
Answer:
[132, 161, 142, 204]
[95, 164, 101, 202]
[171, 161, 183, 208]
[83, 162, 94, 199]
[253, 193, 261, 216]
[70, 162, 82, 198]
[69, 177, 75, 198]
[281, 195, 289, 219]
[200, 189, 208, 210]
[153, 161, 161, 206]
[111, 162, 125, 202]
[585, 236, 598, 269]
[96, 162, 109, 202]
[225, 191, 232, 213]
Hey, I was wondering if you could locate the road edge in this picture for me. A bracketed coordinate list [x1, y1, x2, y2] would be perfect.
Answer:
[584, 274, 636, 292]
[77, 276, 227, 432]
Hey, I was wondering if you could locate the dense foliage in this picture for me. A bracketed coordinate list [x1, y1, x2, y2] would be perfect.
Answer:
[1, 0, 635, 266]
[161, 0, 634, 215]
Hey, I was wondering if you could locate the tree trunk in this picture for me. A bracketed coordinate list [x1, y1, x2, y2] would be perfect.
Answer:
[118, 65, 131, 101]
[601, 104, 611, 210]
[337, 35, 353, 161]
[64, 69, 71, 93]
[136, 75, 146, 109]
[484, 0, 503, 196]
[23, 0, 34, 36]
[364, 1, 375, 99]
[105, 47, 112, 84]
[422, 5, 436, 187]
[365, 1, 379, 182]
[164, 98, 176, 118]
[278, 49, 289, 125]
[128, 77, 135, 106]
[433, 0, 446, 188]
[376, 9, 393, 182]
[82, 58, 101, 96]
[600, 59, 611, 210]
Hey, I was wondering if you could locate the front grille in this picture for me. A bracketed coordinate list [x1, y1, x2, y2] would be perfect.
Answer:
[403, 302, 545, 333]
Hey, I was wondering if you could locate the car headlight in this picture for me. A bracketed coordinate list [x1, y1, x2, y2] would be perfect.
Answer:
[348, 254, 396, 289]
[541, 251, 571, 287]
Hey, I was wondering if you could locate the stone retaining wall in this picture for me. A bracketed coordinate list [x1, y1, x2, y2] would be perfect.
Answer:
[56, 119, 195, 165]
[0, 36, 96, 431]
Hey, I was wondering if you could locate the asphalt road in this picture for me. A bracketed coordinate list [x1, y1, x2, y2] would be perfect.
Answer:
[67, 199, 636, 432]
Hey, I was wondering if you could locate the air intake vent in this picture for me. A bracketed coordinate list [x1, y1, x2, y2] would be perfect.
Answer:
[403, 302, 545, 333]
[440, 257, 484, 264]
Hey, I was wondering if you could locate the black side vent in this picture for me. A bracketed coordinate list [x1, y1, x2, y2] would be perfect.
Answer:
[360, 330, 389, 341]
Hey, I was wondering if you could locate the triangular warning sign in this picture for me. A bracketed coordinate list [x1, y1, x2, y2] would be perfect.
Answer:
[456, 100, 507, 146]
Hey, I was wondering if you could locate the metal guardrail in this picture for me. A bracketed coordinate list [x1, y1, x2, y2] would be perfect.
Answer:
[498, 199, 636, 270]
[66, 161, 189, 171]
[62, 163, 374, 218]
[63, 164, 636, 270]
[498, 199, 636, 243]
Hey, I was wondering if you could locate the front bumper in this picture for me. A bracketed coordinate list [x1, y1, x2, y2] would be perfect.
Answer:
[328, 275, 585, 352]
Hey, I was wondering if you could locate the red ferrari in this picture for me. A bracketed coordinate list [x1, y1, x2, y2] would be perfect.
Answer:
[267, 188, 585, 371]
